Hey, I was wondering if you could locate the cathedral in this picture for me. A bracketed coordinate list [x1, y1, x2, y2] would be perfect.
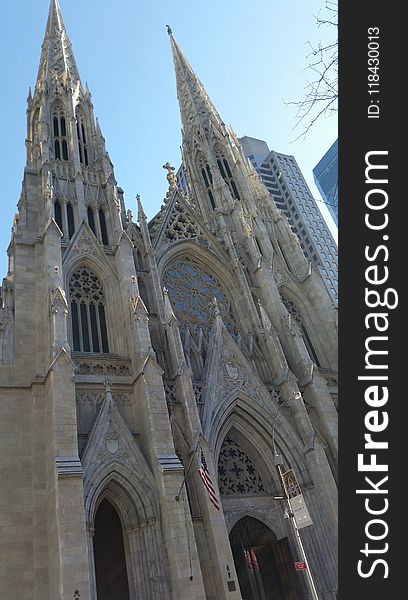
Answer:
[0, 1, 338, 599]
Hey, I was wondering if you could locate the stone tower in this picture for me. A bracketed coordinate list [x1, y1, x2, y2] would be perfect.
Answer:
[0, 2, 338, 600]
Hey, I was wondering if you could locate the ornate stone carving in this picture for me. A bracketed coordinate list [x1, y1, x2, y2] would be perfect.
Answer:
[164, 202, 203, 244]
[193, 382, 204, 405]
[163, 257, 237, 338]
[74, 358, 131, 376]
[73, 231, 97, 256]
[163, 381, 176, 405]
[219, 359, 246, 392]
[217, 351, 261, 402]
[218, 435, 265, 495]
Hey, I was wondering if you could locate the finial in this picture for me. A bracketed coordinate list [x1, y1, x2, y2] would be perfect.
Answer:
[163, 162, 177, 191]
[166, 25, 172, 35]
[136, 194, 147, 222]
[46, 170, 54, 200]
[127, 209, 133, 223]
[104, 377, 112, 393]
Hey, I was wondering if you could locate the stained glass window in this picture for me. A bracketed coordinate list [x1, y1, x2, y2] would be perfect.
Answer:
[163, 258, 237, 337]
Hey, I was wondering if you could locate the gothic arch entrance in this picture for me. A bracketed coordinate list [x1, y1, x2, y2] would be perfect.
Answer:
[93, 499, 131, 600]
[229, 516, 302, 600]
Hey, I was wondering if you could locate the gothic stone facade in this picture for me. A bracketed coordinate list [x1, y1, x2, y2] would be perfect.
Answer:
[0, 2, 338, 599]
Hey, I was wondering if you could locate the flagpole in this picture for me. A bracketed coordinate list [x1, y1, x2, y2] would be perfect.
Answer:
[175, 433, 202, 501]
[272, 393, 320, 600]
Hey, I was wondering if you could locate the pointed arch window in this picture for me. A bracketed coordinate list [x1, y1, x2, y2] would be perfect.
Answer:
[133, 249, 143, 271]
[54, 199, 63, 233]
[69, 267, 109, 353]
[67, 202, 75, 239]
[197, 156, 216, 209]
[87, 206, 96, 236]
[281, 295, 321, 367]
[216, 151, 240, 200]
[99, 209, 109, 246]
[53, 108, 69, 161]
[76, 112, 89, 166]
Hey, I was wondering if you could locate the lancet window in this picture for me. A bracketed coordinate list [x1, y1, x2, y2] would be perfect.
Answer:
[99, 209, 109, 246]
[87, 206, 96, 236]
[54, 200, 63, 232]
[67, 202, 75, 238]
[54, 200, 75, 239]
[215, 147, 240, 200]
[69, 267, 109, 353]
[76, 112, 89, 166]
[281, 295, 321, 367]
[197, 155, 216, 209]
[53, 107, 69, 161]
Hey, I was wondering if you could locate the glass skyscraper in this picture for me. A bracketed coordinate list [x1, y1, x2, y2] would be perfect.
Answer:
[313, 139, 338, 226]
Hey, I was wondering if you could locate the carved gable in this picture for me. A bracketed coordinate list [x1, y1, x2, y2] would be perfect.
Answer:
[81, 388, 157, 496]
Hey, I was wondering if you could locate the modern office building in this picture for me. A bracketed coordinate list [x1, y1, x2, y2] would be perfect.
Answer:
[240, 136, 338, 304]
[313, 139, 338, 225]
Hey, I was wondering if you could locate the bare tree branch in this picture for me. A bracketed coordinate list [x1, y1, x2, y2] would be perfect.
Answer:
[285, 0, 338, 140]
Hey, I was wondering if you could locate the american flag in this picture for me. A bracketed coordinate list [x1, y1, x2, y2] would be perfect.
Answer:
[244, 548, 260, 573]
[198, 448, 221, 511]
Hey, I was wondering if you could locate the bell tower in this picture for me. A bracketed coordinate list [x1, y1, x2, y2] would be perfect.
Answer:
[0, 3, 212, 599]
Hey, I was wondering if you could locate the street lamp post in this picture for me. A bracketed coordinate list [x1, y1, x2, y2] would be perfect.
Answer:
[272, 391, 320, 600]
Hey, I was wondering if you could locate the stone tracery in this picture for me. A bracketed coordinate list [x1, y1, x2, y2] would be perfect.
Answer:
[163, 257, 237, 337]
[218, 434, 265, 496]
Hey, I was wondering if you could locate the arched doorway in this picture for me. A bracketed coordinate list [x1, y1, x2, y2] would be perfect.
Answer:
[229, 516, 302, 600]
[93, 499, 131, 600]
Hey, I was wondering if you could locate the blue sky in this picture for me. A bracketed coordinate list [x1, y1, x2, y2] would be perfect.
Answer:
[0, 0, 337, 278]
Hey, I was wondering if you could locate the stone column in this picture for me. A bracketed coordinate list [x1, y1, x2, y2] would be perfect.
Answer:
[86, 526, 97, 600]
[126, 526, 149, 598]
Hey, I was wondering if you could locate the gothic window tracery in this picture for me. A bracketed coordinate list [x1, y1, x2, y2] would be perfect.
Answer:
[197, 155, 216, 209]
[165, 202, 202, 243]
[163, 258, 237, 337]
[69, 267, 109, 353]
[281, 295, 321, 367]
[215, 147, 240, 200]
[218, 435, 265, 495]
[52, 107, 69, 161]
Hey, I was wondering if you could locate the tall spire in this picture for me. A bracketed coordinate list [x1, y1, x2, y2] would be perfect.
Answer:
[36, 0, 80, 91]
[168, 29, 224, 134]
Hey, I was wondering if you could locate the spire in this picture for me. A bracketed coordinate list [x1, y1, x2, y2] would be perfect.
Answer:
[168, 29, 224, 134]
[36, 0, 80, 91]
[136, 194, 147, 222]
